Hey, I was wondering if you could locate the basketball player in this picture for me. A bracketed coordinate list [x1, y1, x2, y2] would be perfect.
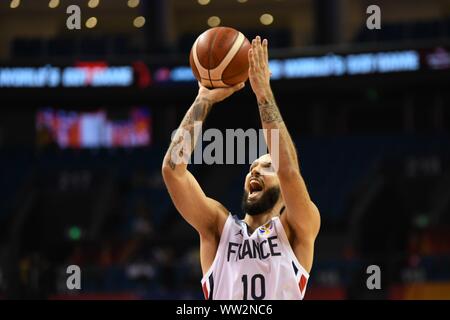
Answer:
[162, 36, 320, 300]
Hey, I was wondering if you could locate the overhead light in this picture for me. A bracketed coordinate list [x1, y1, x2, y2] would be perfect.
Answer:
[207, 16, 220, 27]
[128, 0, 140, 8]
[10, 0, 20, 9]
[260, 13, 274, 25]
[133, 16, 146, 28]
[85, 17, 98, 28]
[88, 0, 100, 8]
[49, 0, 60, 8]
[198, 0, 210, 5]
[237, 0, 248, 3]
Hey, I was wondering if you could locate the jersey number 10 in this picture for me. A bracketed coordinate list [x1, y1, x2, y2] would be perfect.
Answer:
[241, 274, 266, 300]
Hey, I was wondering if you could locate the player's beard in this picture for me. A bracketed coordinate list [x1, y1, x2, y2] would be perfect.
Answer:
[241, 186, 281, 216]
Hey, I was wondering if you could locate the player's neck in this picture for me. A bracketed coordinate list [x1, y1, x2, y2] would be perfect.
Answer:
[243, 202, 283, 233]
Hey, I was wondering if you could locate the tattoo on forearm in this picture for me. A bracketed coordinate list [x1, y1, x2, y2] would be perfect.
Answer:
[258, 97, 300, 173]
[166, 97, 212, 170]
[167, 135, 183, 170]
[192, 97, 211, 122]
[258, 99, 283, 123]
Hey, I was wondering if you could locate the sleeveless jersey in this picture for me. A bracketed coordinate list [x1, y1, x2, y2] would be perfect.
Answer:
[201, 214, 309, 300]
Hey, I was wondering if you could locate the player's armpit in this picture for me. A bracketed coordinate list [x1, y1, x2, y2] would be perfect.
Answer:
[162, 167, 228, 237]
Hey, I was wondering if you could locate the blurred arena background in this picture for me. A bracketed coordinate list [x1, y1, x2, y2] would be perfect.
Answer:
[1, 0, 450, 300]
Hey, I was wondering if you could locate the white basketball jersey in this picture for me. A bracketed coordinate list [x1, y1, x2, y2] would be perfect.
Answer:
[201, 214, 309, 300]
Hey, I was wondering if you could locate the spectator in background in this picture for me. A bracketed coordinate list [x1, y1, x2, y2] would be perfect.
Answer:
[154, 246, 176, 291]
[98, 240, 114, 269]
[179, 247, 202, 287]
[119, 198, 154, 263]
[131, 199, 154, 239]
[125, 257, 156, 290]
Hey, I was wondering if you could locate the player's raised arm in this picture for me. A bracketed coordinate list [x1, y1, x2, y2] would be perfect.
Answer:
[248, 36, 320, 270]
[161, 82, 244, 236]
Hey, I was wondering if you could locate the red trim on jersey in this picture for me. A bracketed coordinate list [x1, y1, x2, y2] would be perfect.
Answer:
[299, 274, 307, 294]
[202, 282, 209, 300]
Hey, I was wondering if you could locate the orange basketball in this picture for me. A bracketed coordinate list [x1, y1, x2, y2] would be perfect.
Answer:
[189, 27, 251, 88]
